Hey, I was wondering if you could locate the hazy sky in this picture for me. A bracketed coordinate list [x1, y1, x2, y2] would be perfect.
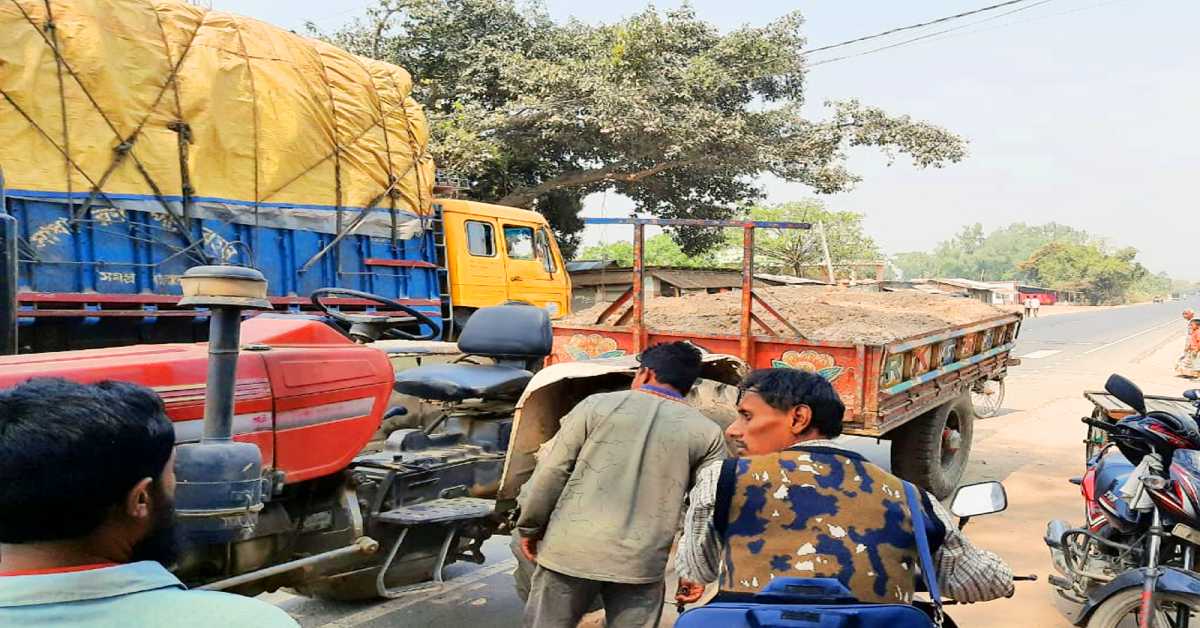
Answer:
[221, 0, 1198, 278]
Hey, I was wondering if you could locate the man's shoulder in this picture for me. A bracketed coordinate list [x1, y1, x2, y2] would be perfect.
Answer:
[592, 389, 635, 401]
[143, 588, 298, 627]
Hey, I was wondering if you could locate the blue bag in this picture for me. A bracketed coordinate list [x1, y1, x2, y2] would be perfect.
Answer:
[676, 481, 941, 628]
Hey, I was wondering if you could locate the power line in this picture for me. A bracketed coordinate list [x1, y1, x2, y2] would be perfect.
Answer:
[807, 0, 1130, 69]
[808, 0, 1057, 67]
[803, 0, 1045, 56]
[887, 0, 1135, 50]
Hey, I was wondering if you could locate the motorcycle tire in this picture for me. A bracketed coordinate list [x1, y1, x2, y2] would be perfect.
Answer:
[891, 392, 975, 500]
[1086, 589, 1200, 627]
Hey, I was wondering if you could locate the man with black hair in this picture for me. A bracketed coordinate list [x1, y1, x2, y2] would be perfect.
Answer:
[517, 342, 727, 628]
[674, 368, 1013, 608]
[0, 378, 297, 627]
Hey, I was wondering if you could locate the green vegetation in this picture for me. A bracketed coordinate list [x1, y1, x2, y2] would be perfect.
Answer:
[577, 234, 719, 268]
[732, 201, 880, 278]
[576, 200, 879, 276]
[892, 223, 1091, 281]
[320, 0, 966, 257]
[894, 222, 1175, 305]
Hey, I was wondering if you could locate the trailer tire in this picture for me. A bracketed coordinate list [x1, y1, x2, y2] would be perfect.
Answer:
[890, 392, 975, 500]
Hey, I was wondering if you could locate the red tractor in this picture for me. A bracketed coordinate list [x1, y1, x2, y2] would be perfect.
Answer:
[0, 265, 560, 599]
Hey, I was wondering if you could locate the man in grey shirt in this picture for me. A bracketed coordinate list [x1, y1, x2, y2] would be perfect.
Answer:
[516, 342, 727, 628]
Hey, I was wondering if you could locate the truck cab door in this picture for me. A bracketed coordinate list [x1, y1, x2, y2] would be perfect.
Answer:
[500, 223, 567, 318]
[444, 212, 507, 311]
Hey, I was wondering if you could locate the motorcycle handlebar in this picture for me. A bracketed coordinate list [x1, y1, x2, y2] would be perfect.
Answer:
[1081, 417, 1119, 432]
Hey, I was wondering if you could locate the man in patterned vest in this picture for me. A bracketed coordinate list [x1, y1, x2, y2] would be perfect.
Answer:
[674, 368, 1013, 607]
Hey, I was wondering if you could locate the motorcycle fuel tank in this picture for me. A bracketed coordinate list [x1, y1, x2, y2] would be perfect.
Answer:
[1091, 449, 1141, 532]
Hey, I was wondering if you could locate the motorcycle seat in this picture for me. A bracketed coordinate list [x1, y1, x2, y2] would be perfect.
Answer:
[393, 363, 532, 402]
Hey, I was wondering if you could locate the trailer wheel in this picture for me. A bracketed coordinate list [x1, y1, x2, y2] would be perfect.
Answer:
[890, 392, 975, 500]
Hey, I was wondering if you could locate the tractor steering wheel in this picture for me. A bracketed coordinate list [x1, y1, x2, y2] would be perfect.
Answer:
[310, 288, 439, 342]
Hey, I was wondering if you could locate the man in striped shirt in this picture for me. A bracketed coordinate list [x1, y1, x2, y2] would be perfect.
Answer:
[674, 368, 1014, 607]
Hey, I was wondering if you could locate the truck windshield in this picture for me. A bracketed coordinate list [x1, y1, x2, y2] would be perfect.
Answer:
[504, 225, 534, 259]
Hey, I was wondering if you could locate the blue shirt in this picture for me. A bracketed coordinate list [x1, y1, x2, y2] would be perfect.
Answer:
[0, 561, 298, 628]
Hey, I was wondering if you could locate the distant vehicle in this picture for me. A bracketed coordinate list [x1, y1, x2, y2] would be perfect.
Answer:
[1154, 296, 1165, 303]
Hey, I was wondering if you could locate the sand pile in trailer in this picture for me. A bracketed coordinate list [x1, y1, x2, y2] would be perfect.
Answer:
[564, 286, 1008, 344]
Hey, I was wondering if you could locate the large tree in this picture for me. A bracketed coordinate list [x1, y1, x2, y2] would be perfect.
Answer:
[1018, 242, 1151, 304]
[318, 1, 967, 255]
[733, 201, 881, 278]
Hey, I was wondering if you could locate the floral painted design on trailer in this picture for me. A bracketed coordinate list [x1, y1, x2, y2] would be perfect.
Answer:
[771, 350, 846, 382]
[560, 334, 627, 361]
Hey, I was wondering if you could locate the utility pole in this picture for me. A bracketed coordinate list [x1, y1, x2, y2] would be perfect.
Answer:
[818, 221, 835, 284]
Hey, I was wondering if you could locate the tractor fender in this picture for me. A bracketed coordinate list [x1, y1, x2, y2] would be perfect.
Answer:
[1074, 566, 1200, 626]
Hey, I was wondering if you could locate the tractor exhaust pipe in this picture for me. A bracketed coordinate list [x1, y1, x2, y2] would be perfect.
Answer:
[201, 298, 243, 441]
[175, 266, 272, 543]
[179, 265, 272, 440]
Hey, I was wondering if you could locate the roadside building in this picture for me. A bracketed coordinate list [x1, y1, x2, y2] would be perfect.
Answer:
[1017, 285, 1063, 305]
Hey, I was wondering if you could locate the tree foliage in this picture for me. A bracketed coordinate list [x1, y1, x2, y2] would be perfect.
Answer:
[1018, 242, 1154, 305]
[577, 233, 720, 268]
[733, 201, 881, 278]
[892, 222, 1091, 281]
[318, 0, 967, 254]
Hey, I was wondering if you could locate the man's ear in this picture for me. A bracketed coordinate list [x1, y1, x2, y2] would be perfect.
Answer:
[124, 477, 155, 522]
[790, 405, 813, 436]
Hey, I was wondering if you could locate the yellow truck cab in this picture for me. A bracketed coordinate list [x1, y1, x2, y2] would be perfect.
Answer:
[438, 198, 571, 328]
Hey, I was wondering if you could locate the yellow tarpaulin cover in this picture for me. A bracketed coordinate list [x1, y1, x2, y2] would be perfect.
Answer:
[0, 0, 435, 219]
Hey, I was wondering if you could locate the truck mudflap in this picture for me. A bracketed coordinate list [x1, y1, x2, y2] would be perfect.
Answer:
[1074, 566, 1200, 626]
[496, 353, 747, 503]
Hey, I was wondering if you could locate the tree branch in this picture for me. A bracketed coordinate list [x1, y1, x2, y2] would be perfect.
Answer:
[496, 158, 700, 208]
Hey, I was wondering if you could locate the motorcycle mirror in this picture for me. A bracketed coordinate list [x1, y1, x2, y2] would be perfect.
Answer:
[1105, 374, 1147, 415]
[950, 481, 1008, 519]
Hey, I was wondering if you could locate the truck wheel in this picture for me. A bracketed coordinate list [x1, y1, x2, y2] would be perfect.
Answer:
[890, 392, 975, 500]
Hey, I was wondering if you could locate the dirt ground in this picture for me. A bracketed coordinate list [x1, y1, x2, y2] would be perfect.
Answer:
[566, 286, 1008, 343]
[944, 329, 1191, 626]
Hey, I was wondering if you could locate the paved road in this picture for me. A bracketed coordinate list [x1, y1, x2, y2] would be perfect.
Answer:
[267, 298, 1200, 627]
[1013, 299, 1198, 372]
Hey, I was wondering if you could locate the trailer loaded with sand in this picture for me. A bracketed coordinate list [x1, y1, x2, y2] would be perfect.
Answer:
[548, 218, 1023, 497]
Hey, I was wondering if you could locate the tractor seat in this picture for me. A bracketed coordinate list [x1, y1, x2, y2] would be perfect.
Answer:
[393, 363, 532, 402]
[393, 304, 553, 403]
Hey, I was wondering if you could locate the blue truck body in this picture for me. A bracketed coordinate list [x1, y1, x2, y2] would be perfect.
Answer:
[2, 189, 447, 352]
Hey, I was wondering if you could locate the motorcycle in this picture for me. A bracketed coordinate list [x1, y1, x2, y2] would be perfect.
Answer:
[1046, 374, 1200, 627]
